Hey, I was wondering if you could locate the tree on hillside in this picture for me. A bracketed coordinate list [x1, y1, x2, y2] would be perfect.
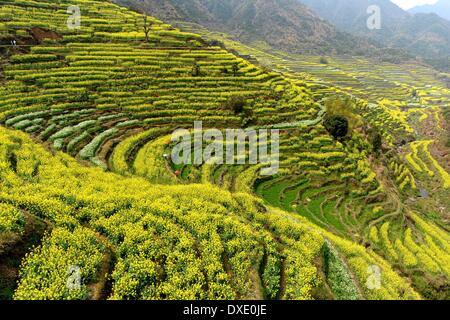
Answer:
[143, 14, 151, 43]
[324, 97, 362, 132]
[323, 115, 349, 140]
[232, 63, 239, 76]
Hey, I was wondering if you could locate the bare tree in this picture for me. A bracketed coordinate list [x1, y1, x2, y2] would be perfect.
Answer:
[143, 14, 151, 43]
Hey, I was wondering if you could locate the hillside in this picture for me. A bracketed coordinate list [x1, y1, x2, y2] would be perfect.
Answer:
[112, 0, 376, 55]
[0, 0, 449, 301]
[298, 0, 450, 71]
[409, 0, 450, 21]
[0, 125, 424, 300]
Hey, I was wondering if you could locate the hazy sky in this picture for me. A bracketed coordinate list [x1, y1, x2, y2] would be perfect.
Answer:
[391, 0, 439, 10]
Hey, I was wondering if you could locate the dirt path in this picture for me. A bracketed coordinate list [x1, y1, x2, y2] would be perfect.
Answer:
[0, 212, 50, 299]
[86, 231, 116, 300]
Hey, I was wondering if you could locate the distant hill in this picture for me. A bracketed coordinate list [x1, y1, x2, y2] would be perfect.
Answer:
[299, 0, 409, 36]
[112, 0, 377, 55]
[298, 0, 450, 70]
[409, 0, 450, 21]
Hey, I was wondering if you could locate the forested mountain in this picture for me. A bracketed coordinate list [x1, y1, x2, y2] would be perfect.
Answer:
[298, 0, 450, 70]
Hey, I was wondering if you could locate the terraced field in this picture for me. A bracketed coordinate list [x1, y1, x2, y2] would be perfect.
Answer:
[175, 20, 450, 207]
[171, 21, 450, 298]
[1, 126, 425, 300]
[1, 1, 326, 171]
[1, 44, 320, 168]
[0, 0, 449, 300]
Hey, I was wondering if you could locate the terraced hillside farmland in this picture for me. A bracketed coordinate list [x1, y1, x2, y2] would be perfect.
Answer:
[0, 126, 424, 300]
[0, 1, 321, 169]
[0, 0, 449, 300]
[172, 21, 450, 298]
[175, 21, 450, 214]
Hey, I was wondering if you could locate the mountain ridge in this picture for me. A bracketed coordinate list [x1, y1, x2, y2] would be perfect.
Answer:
[298, 0, 450, 71]
[409, 0, 450, 21]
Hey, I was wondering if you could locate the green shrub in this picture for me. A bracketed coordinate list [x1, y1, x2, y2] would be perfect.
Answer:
[319, 57, 329, 65]
[191, 63, 201, 77]
[225, 95, 247, 114]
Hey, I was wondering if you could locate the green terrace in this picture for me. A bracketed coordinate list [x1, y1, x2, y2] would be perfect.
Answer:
[0, 0, 322, 169]
[0, 0, 202, 45]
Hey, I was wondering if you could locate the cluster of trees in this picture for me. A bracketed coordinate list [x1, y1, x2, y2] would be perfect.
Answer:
[322, 97, 360, 138]
[322, 97, 383, 154]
